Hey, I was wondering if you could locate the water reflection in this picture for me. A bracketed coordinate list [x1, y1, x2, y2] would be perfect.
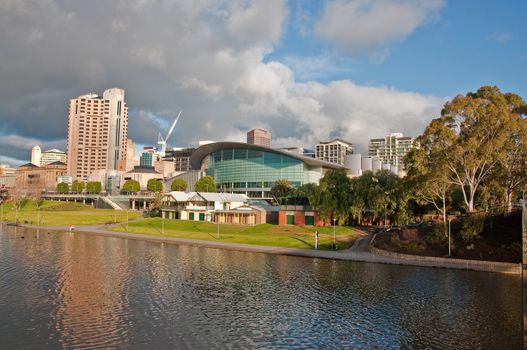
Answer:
[0, 225, 522, 349]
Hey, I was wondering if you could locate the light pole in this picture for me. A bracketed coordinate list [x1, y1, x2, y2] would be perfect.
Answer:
[217, 213, 220, 240]
[384, 203, 387, 227]
[448, 218, 452, 257]
[333, 218, 337, 250]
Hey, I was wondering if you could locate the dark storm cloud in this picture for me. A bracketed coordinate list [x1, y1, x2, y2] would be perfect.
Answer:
[0, 0, 443, 163]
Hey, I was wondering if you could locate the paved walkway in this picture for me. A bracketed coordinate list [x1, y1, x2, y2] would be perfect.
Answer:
[4, 222, 520, 275]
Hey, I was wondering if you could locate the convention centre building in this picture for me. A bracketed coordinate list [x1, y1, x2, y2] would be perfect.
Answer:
[190, 142, 344, 199]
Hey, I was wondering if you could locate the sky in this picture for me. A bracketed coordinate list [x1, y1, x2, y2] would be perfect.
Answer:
[0, 0, 525, 166]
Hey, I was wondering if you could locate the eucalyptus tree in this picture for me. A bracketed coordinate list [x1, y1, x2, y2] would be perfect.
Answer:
[404, 145, 451, 231]
[418, 86, 526, 213]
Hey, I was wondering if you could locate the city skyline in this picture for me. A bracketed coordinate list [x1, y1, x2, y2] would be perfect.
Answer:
[0, 0, 525, 166]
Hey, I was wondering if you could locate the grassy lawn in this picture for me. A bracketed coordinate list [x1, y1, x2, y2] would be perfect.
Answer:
[113, 218, 360, 251]
[0, 200, 142, 226]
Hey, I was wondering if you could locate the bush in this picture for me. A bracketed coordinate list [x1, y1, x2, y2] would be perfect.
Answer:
[459, 214, 485, 244]
[391, 233, 422, 254]
[426, 223, 448, 245]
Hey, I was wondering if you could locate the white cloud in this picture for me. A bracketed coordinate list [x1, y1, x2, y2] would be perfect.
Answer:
[315, 0, 444, 55]
[227, 0, 288, 46]
[282, 54, 353, 81]
[0, 0, 445, 165]
[486, 31, 512, 44]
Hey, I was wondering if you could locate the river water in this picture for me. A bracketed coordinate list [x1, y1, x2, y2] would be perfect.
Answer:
[0, 224, 521, 349]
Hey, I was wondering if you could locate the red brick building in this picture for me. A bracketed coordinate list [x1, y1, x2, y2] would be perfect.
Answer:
[278, 205, 326, 226]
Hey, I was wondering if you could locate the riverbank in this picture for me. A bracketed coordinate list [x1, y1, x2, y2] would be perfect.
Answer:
[112, 218, 359, 250]
[3, 221, 521, 275]
[0, 200, 142, 225]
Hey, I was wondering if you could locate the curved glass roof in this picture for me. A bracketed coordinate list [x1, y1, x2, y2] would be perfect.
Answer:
[190, 142, 346, 170]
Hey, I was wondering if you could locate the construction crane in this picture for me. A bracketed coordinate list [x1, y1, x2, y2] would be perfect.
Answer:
[157, 111, 182, 157]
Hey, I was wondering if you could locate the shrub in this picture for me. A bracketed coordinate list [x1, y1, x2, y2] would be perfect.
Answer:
[459, 214, 485, 244]
[391, 233, 422, 254]
[426, 223, 448, 244]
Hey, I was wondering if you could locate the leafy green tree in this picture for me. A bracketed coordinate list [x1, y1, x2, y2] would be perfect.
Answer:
[319, 169, 352, 224]
[418, 86, 525, 212]
[271, 179, 294, 203]
[147, 178, 163, 192]
[123, 179, 140, 194]
[86, 181, 102, 194]
[195, 176, 216, 192]
[295, 183, 321, 207]
[492, 94, 527, 212]
[56, 182, 69, 194]
[404, 146, 451, 233]
[71, 180, 85, 194]
[170, 179, 187, 191]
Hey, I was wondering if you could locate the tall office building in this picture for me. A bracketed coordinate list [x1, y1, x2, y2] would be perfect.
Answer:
[40, 149, 67, 166]
[31, 145, 41, 166]
[247, 129, 271, 147]
[368, 133, 416, 168]
[67, 88, 129, 180]
[315, 139, 353, 165]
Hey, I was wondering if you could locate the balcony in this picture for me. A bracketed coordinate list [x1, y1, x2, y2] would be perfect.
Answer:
[185, 205, 214, 211]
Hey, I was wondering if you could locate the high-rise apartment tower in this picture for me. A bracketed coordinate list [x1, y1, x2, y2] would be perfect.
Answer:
[315, 139, 353, 165]
[368, 133, 416, 168]
[67, 88, 129, 180]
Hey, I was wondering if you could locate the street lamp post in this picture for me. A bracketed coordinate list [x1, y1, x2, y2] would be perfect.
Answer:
[448, 218, 452, 257]
[217, 213, 220, 240]
[384, 203, 387, 227]
[333, 218, 337, 250]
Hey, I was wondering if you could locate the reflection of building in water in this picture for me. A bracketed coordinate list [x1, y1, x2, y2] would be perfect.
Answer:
[53, 234, 130, 347]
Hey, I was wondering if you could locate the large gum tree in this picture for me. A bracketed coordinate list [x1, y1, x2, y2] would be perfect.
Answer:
[419, 86, 526, 213]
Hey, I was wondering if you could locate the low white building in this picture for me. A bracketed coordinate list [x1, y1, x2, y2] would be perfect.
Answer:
[162, 191, 248, 221]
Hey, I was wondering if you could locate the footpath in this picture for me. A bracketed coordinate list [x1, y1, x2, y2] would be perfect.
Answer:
[5, 222, 521, 275]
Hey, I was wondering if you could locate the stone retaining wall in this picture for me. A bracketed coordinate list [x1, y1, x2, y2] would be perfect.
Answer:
[368, 243, 521, 275]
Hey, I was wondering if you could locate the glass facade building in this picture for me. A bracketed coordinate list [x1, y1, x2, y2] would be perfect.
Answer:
[191, 142, 343, 199]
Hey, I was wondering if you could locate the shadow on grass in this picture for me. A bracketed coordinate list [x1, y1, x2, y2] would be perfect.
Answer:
[291, 236, 314, 248]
